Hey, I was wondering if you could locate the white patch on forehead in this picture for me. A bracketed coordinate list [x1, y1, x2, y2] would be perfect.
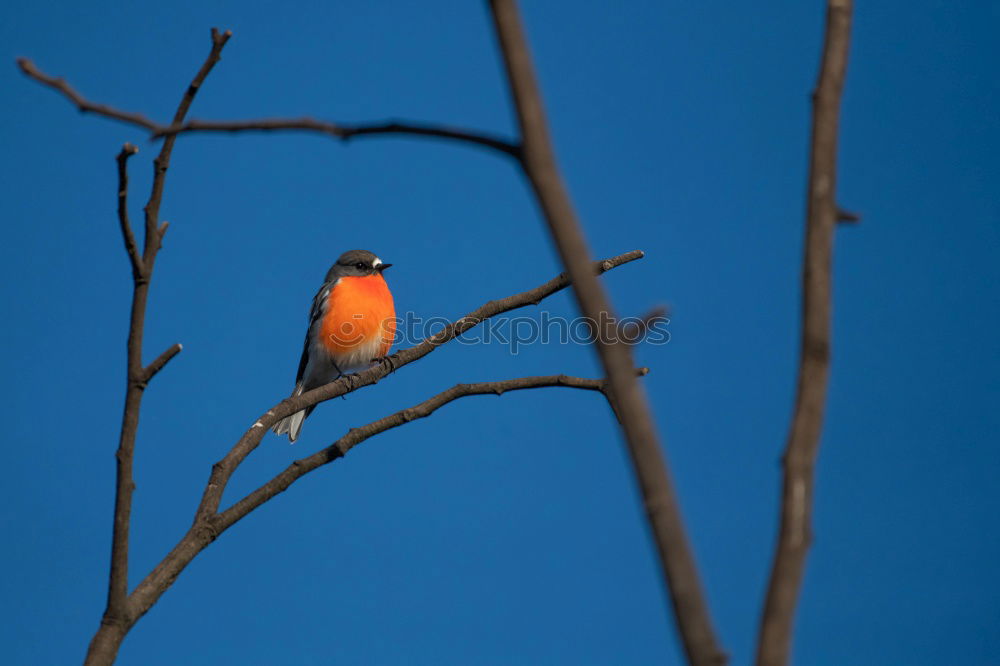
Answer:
[372, 257, 383, 266]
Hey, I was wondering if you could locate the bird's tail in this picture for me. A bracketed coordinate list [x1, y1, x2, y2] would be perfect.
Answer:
[272, 383, 315, 443]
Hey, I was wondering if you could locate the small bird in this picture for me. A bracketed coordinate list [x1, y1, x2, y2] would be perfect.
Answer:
[273, 250, 396, 442]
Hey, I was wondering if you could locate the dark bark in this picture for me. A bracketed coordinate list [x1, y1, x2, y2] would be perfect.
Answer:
[486, 2, 727, 664]
[754, 2, 854, 665]
[84, 29, 232, 666]
[15, 58, 518, 159]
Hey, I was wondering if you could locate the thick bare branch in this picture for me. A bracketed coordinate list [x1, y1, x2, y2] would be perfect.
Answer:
[487, 2, 725, 664]
[755, 2, 854, 665]
[86, 28, 231, 666]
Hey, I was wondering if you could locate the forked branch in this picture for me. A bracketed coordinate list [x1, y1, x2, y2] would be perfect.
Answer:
[124, 252, 646, 632]
[87, 29, 230, 666]
[217, 370, 648, 530]
[194, 249, 645, 523]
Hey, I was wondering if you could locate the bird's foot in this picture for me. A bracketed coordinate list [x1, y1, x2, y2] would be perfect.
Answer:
[372, 354, 399, 374]
[333, 371, 354, 400]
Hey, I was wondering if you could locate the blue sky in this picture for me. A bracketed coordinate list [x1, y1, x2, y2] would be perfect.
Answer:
[2, 1, 998, 664]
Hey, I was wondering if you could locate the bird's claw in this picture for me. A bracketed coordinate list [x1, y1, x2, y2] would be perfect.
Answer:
[372, 354, 399, 374]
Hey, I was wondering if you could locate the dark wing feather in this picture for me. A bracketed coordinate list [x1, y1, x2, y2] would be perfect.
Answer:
[294, 280, 336, 384]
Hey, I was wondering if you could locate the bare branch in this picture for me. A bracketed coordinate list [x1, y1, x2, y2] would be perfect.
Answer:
[16, 55, 519, 159]
[125, 253, 643, 627]
[144, 343, 183, 381]
[125, 371, 646, 630]
[142, 27, 232, 254]
[755, 2, 854, 665]
[836, 207, 860, 224]
[218, 371, 647, 529]
[86, 28, 231, 666]
[487, 2, 725, 663]
[617, 306, 670, 345]
[192, 249, 645, 524]
[155, 118, 522, 158]
[115, 143, 142, 277]
[16, 57, 160, 131]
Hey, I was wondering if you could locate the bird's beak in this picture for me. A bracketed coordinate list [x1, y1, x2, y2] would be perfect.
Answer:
[377, 263, 392, 272]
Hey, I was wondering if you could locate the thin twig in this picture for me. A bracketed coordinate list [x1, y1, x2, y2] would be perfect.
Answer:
[836, 207, 860, 223]
[16, 58, 161, 131]
[15, 58, 520, 159]
[755, 2, 854, 665]
[144, 343, 183, 381]
[617, 306, 670, 345]
[155, 118, 522, 158]
[488, 2, 726, 663]
[115, 144, 142, 276]
[142, 27, 232, 254]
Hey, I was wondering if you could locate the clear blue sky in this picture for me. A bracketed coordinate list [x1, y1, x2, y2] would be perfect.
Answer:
[3, 1, 998, 664]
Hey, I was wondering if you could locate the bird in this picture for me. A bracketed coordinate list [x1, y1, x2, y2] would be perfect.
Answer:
[272, 249, 396, 442]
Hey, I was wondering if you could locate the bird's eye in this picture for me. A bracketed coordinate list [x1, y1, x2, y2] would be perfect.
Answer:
[354, 262, 366, 270]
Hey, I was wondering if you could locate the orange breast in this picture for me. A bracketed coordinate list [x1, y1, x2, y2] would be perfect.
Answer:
[319, 275, 396, 358]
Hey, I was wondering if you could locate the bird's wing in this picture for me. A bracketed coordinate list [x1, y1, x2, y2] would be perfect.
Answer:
[294, 280, 336, 384]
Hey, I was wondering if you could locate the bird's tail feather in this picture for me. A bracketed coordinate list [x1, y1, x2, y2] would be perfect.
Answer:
[272, 383, 309, 443]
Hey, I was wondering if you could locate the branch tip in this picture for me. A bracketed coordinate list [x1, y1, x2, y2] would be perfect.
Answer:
[836, 207, 861, 224]
[145, 343, 183, 380]
[211, 27, 234, 43]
